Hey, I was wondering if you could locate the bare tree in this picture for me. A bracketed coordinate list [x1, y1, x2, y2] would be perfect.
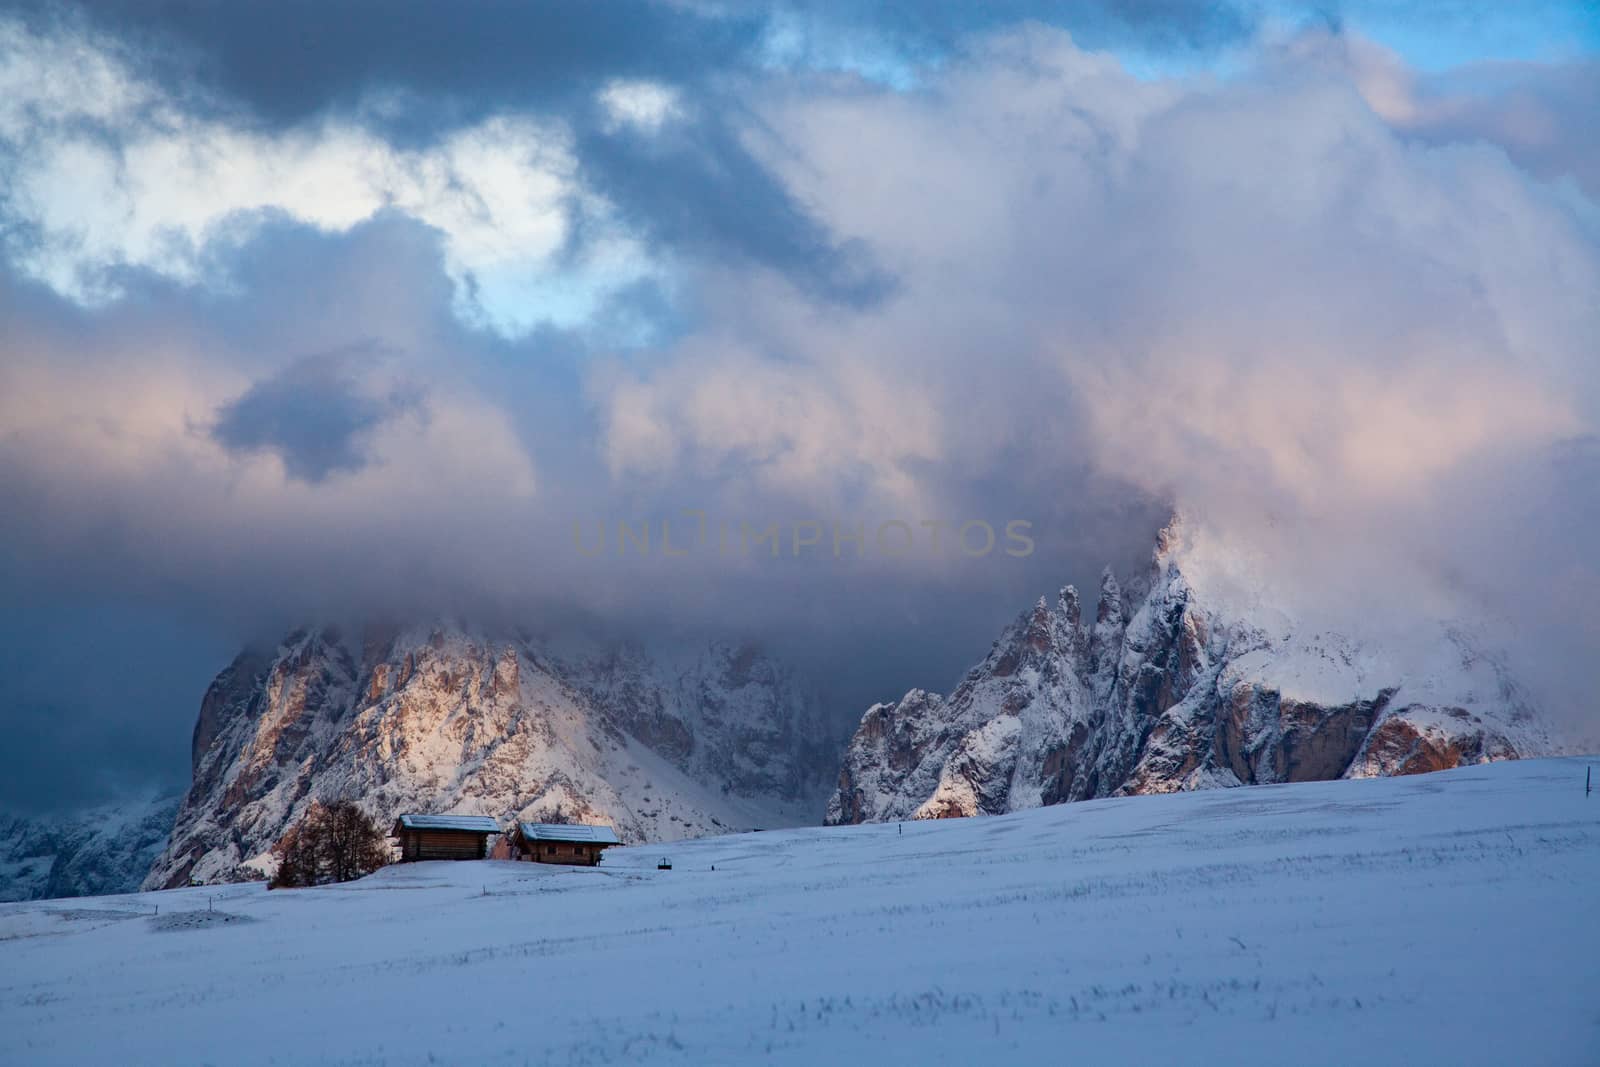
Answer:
[269, 800, 390, 888]
[321, 800, 391, 883]
[269, 817, 318, 889]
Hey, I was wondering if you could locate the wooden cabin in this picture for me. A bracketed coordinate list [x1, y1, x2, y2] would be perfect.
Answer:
[390, 814, 499, 862]
[509, 822, 621, 867]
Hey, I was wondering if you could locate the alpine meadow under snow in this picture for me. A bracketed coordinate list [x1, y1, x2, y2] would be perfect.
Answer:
[2, 758, 1597, 1065]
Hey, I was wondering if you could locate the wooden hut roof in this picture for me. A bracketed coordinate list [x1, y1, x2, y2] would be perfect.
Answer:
[516, 822, 620, 845]
[391, 814, 500, 834]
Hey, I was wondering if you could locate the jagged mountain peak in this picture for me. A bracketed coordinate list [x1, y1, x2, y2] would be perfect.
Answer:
[828, 525, 1555, 825]
[1056, 584, 1082, 628]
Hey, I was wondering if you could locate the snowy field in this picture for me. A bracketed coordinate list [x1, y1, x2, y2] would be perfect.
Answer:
[2, 758, 1597, 1065]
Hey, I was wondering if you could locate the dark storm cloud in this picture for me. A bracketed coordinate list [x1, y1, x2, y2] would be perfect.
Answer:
[0, 590, 232, 813]
[577, 114, 895, 307]
[210, 348, 421, 484]
[2, 0, 1255, 313]
[22, 0, 761, 127]
[28, 1, 1256, 127]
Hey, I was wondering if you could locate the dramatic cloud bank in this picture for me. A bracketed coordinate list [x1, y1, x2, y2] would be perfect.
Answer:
[0, 2, 1595, 808]
[0, 18, 667, 334]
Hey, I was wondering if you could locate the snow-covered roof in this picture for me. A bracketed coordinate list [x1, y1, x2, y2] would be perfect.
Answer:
[393, 814, 500, 833]
[517, 822, 620, 845]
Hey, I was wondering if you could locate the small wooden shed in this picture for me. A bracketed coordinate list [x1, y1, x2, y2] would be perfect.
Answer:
[390, 814, 499, 862]
[510, 822, 621, 867]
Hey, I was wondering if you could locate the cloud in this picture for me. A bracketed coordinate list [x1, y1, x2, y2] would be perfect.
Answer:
[0, 16, 664, 335]
[584, 24, 1600, 732]
[1270, 27, 1600, 196]
[209, 348, 420, 483]
[0, 11, 911, 338]
[28, 0, 763, 124]
[36, 1, 1259, 121]
[591, 324, 945, 507]
[0, 219, 541, 632]
[599, 79, 685, 132]
[0, 7, 1597, 808]
[574, 109, 896, 308]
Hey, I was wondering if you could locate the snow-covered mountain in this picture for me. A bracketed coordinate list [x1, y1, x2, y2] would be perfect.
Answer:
[828, 520, 1554, 823]
[146, 625, 839, 889]
[0, 793, 178, 901]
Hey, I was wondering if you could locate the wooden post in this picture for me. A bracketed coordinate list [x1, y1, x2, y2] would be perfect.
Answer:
[1587, 766, 1591, 797]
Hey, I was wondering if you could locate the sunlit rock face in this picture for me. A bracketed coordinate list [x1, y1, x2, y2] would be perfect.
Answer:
[146, 625, 838, 890]
[828, 522, 1552, 824]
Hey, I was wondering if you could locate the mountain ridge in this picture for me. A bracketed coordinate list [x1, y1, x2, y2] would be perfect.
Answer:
[0, 793, 179, 902]
[145, 623, 839, 890]
[827, 520, 1553, 824]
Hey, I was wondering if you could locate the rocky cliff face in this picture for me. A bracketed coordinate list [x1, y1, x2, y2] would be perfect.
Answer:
[828, 523, 1552, 824]
[0, 794, 179, 901]
[146, 625, 837, 889]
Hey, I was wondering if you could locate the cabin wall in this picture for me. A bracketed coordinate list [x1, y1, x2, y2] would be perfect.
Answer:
[398, 830, 490, 861]
[520, 841, 607, 866]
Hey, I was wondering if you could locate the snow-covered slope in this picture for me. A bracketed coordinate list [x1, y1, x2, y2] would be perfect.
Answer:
[145, 624, 837, 890]
[830, 520, 1554, 823]
[0, 793, 178, 902]
[2, 758, 1595, 1064]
